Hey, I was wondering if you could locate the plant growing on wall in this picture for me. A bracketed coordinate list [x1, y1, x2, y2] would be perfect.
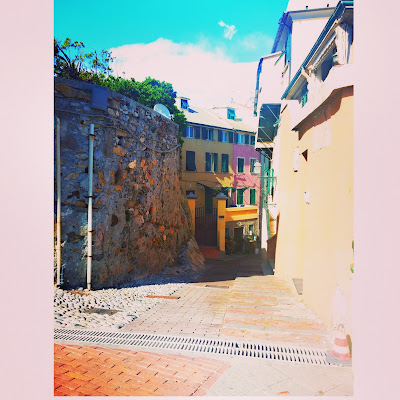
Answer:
[54, 37, 187, 141]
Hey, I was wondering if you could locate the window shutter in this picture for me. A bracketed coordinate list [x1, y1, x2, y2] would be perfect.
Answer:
[211, 129, 214, 140]
[234, 132, 239, 143]
[250, 189, 256, 205]
[229, 132, 233, 143]
[218, 130, 222, 142]
[195, 126, 201, 139]
[250, 135, 255, 145]
[238, 158, 244, 173]
[245, 134, 250, 145]
[213, 153, 218, 172]
[186, 151, 196, 171]
[182, 127, 187, 137]
[237, 189, 244, 205]
[202, 128, 207, 140]
[222, 154, 229, 173]
[205, 152, 211, 172]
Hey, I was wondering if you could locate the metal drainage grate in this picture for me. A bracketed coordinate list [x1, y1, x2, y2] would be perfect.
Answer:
[54, 328, 334, 366]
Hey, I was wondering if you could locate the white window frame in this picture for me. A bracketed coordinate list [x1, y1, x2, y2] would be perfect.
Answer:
[221, 130, 228, 142]
[237, 157, 245, 174]
[206, 128, 213, 140]
[250, 158, 258, 174]
[186, 126, 194, 138]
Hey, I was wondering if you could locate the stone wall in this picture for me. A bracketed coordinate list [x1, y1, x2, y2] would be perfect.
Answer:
[54, 78, 203, 289]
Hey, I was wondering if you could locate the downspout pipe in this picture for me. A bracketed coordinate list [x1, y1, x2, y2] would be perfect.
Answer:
[87, 124, 95, 290]
[56, 117, 62, 286]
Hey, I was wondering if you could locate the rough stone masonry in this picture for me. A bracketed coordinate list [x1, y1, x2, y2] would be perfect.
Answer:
[54, 78, 204, 289]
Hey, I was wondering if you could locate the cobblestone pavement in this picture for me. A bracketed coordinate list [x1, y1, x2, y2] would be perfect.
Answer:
[54, 254, 353, 396]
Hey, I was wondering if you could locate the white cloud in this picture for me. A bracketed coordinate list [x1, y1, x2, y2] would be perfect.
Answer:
[218, 20, 237, 40]
[110, 38, 257, 108]
[240, 32, 274, 53]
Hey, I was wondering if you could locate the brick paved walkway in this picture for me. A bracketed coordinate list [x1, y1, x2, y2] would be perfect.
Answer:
[122, 255, 330, 348]
[54, 254, 351, 396]
[54, 344, 229, 396]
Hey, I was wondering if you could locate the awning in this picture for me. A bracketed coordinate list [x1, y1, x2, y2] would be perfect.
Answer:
[197, 183, 248, 195]
[257, 103, 281, 143]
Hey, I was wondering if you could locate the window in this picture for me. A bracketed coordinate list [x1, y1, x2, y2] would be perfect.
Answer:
[227, 108, 235, 120]
[181, 99, 188, 109]
[186, 126, 194, 138]
[201, 128, 214, 140]
[237, 157, 245, 173]
[237, 188, 244, 205]
[238, 134, 246, 144]
[301, 83, 308, 107]
[186, 151, 196, 171]
[250, 158, 257, 174]
[218, 130, 228, 142]
[250, 135, 255, 146]
[221, 154, 229, 173]
[250, 189, 256, 205]
[205, 152, 218, 172]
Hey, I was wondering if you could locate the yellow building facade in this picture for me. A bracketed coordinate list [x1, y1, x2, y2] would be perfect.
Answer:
[181, 132, 233, 209]
[254, 1, 354, 336]
[274, 86, 353, 331]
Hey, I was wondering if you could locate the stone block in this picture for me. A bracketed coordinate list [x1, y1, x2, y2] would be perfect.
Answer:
[113, 146, 127, 157]
[98, 171, 105, 186]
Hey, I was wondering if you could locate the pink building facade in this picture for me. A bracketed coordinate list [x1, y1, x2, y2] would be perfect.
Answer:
[232, 139, 261, 207]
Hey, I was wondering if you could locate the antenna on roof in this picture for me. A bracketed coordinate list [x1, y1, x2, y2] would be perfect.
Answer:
[153, 104, 172, 120]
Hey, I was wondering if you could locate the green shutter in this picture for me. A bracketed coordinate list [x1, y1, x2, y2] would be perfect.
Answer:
[222, 154, 229, 173]
[250, 189, 256, 205]
[205, 152, 211, 172]
[186, 151, 196, 171]
[213, 153, 218, 172]
[237, 189, 244, 205]
[238, 158, 244, 173]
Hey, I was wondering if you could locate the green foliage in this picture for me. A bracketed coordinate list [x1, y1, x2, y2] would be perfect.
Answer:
[54, 38, 113, 81]
[54, 37, 187, 141]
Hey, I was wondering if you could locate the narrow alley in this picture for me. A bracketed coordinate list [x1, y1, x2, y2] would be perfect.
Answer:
[54, 254, 353, 396]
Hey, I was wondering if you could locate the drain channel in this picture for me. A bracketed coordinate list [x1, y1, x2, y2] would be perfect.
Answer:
[205, 285, 229, 289]
[54, 328, 335, 366]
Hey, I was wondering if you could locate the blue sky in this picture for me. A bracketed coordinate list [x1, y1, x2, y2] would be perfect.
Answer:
[55, 0, 289, 107]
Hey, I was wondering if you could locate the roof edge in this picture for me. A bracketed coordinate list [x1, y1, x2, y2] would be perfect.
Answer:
[281, 0, 354, 100]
